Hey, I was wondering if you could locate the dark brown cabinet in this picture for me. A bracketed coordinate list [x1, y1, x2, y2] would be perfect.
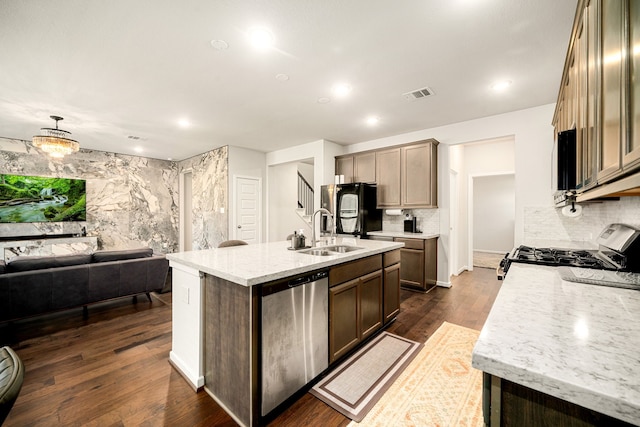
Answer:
[483, 374, 635, 427]
[335, 156, 354, 183]
[335, 152, 376, 184]
[554, 0, 640, 201]
[383, 249, 401, 323]
[375, 148, 402, 207]
[336, 140, 439, 208]
[375, 140, 438, 209]
[329, 255, 383, 363]
[394, 237, 437, 292]
[402, 141, 438, 207]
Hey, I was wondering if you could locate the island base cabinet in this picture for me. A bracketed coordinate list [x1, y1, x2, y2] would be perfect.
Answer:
[484, 374, 635, 427]
[329, 279, 360, 363]
[359, 270, 383, 339]
[329, 270, 383, 364]
[204, 275, 259, 427]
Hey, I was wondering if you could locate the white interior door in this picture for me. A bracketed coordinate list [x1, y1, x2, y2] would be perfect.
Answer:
[234, 176, 261, 244]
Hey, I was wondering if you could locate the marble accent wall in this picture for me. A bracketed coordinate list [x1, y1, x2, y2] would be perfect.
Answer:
[524, 197, 640, 245]
[178, 146, 229, 250]
[0, 138, 179, 253]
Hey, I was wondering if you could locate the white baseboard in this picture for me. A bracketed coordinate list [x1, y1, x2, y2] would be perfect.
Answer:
[169, 351, 204, 391]
[437, 280, 451, 288]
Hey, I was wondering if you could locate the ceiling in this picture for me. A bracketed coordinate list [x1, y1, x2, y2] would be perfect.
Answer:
[0, 0, 578, 161]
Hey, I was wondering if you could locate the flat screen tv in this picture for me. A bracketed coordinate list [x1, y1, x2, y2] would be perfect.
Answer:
[0, 174, 86, 223]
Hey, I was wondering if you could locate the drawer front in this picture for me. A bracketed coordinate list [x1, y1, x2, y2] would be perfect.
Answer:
[394, 237, 424, 250]
[383, 249, 401, 267]
[329, 254, 382, 287]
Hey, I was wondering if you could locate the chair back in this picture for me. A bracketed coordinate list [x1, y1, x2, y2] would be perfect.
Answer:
[218, 240, 248, 248]
[0, 346, 24, 425]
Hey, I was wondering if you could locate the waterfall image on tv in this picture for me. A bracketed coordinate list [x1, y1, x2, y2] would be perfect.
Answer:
[0, 174, 86, 223]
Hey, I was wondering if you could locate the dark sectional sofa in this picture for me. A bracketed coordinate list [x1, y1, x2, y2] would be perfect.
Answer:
[0, 247, 169, 322]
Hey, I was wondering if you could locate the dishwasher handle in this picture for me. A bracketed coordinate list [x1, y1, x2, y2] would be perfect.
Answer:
[262, 270, 329, 296]
[288, 270, 328, 288]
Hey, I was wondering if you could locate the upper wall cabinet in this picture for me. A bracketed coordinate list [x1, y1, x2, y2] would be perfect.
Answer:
[376, 140, 438, 209]
[554, 0, 640, 200]
[375, 147, 402, 207]
[336, 139, 439, 209]
[335, 152, 376, 184]
[401, 141, 438, 207]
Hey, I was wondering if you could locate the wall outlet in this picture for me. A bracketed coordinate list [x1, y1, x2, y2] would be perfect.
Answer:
[220, 207, 225, 213]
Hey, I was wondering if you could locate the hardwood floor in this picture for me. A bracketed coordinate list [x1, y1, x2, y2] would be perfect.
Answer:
[0, 267, 501, 427]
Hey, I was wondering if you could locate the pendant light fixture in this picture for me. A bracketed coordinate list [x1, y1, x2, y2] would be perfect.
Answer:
[32, 115, 80, 159]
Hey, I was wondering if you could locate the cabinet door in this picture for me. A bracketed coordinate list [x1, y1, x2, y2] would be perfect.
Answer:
[627, 0, 640, 169]
[329, 279, 359, 363]
[383, 263, 401, 323]
[598, 0, 624, 182]
[354, 152, 376, 183]
[359, 270, 383, 340]
[424, 238, 438, 286]
[375, 148, 401, 207]
[399, 248, 425, 290]
[335, 156, 354, 184]
[402, 142, 437, 207]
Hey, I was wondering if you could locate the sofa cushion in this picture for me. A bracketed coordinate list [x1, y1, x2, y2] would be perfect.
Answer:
[91, 247, 153, 263]
[6, 254, 92, 273]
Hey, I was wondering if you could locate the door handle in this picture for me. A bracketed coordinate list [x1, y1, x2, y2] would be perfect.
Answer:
[237, 225, 242, 229]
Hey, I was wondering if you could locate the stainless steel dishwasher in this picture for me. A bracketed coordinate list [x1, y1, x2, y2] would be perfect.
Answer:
[261, 270, 329, 416]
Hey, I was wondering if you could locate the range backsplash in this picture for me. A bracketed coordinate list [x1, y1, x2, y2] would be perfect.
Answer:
[524, 197, 640, 244]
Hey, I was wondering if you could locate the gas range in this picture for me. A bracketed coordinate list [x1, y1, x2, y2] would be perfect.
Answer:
[499, 224, 640, 282]
[509, 246, 617, 270]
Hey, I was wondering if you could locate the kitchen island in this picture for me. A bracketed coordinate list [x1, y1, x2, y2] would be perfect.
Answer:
[167, 237, 403, 427]
[472, 263, 640, 426]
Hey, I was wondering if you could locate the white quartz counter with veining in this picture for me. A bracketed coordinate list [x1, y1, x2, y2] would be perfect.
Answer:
[367, 231, 439, 240]
[472, 263, 640, 425]
[166, 238, 403, 286]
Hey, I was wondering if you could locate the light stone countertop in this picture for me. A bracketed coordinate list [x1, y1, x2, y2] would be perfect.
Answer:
[166, 237, 403, 287]
[472, 263, 640, 425]
[367, 231, 439, 240]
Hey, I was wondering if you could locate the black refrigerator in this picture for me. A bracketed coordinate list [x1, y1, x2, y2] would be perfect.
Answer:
[320, 183, 382, 238]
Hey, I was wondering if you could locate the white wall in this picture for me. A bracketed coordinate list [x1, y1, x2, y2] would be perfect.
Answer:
[457, 137, 515, 270]
[266, 139, 345, 241]
[473, 174, 515, 252]
[268, 163, 303, 241]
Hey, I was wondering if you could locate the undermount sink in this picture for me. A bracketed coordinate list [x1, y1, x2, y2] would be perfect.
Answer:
[324, 245, 363, 253]
[298, 245, 363, 256]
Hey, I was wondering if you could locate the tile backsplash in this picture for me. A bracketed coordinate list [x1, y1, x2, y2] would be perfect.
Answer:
[524, 197, 640, 244]
[382, 209, 440, 235]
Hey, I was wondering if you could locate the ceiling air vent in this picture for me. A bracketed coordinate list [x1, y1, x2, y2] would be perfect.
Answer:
[403, 86, 435, 100]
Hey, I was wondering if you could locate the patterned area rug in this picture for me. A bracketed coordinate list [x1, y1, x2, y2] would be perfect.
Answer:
[347, 322, 483, 426]
[310, 332, 422, 422]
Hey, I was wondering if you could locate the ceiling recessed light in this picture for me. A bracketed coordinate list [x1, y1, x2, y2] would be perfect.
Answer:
[210, 39, 229, 50]
[248, 27, 275, 51]
[366, 116, 380, 126]
[134, 146, 143, 153]
[491, 80, 512, 91]
[275, 73, 289, 82]
[178, 118, 190, 128]
[317, 97, 331, 104]
[331, 83, 352, 98]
